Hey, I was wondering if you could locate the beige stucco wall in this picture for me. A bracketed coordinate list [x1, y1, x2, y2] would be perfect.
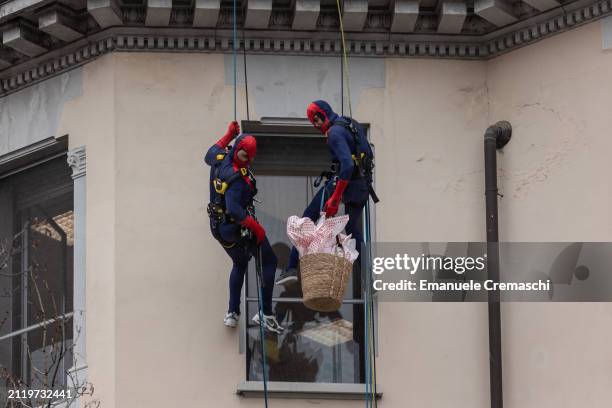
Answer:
[488, 21, 612, 408]
[58, 54, 118, 408]
[371, 59, 492, 408]
[44, 19, 612, 408]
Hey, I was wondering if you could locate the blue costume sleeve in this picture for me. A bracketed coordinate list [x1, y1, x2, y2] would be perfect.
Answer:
[224, 181, 247, 222]
[328, 127, 354, 181]
[204, 145, 226, 166]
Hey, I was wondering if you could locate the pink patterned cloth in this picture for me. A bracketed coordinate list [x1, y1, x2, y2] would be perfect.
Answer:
[287, 213, 359, 263]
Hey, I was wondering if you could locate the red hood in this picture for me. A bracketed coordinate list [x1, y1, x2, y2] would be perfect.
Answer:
[232, 135, 257, 167]
[307, 102, 333, 134]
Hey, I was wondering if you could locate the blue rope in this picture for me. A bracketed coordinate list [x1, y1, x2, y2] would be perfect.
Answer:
[365, 292, 370, 408]
[255, 246, 270, 408]
[364, 201, 377, 407]
[319, 184, 327, 213]
[232, 0, 237, 121]
[318, 178, 335, 213]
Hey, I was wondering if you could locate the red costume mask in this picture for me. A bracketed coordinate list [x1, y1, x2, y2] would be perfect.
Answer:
[307, 102, 332, 134]
[233, 135, 257, 167]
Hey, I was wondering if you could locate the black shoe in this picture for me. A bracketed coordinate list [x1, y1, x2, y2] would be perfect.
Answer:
[275, 268, 299, 287]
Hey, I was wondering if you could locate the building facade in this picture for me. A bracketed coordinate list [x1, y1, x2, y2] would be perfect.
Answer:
[1, 0, 612, 406]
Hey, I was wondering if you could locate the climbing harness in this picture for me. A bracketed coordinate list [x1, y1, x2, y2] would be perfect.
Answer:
[208, 153, 257, 220]
[333, 118, 380, 203]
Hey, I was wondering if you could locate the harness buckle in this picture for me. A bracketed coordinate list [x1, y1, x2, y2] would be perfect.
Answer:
[352, 152, 365, 166]
[213, 179, 229, 194]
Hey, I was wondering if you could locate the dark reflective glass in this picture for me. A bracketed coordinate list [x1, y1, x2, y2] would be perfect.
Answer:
[0, 156, 74, 393]
[26, 323, 74, 390]
[246, 175, 363, 300]
[244, 139, 369, 385]
[246, 302, 364, 383]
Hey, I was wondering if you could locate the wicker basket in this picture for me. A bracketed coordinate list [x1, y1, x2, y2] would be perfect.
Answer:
[300, 247, 353, 312]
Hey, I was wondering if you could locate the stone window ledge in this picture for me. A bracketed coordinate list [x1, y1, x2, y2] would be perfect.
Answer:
[237, 381, 382, 400]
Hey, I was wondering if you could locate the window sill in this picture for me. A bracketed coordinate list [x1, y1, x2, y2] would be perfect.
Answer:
[236, 381, 382, 400]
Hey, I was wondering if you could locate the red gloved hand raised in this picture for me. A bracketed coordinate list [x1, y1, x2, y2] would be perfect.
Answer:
[324, 179, 349, 218]
[215, 121, 241, 149]
[240, 216, 266, 244]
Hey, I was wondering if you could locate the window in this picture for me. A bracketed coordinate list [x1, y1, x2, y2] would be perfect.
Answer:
[0, 153, 74, 403]
[242, 120, 372, 387]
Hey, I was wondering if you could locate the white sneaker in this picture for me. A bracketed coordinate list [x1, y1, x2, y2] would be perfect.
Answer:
[252, 313, 284, 334]
[224, 312, 239, 328]
[275, 268, 299, 287]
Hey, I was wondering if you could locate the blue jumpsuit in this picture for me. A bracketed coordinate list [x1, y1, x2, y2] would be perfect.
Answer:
[205, 142, 277, 316]
[287, 102, 374, 270]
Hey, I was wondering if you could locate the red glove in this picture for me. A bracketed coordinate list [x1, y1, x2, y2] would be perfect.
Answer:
[324, 179, 349, 218]
[215, 121, 240, 148]
[240, 216, 266, 244]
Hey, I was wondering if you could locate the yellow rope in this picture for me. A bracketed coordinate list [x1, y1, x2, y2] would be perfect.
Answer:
[336, 4, 375, 405]
[335, 0, 352, 118]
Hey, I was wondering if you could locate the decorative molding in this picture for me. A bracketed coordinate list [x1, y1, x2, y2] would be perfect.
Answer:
[67, 146, 86, 179]
[0, 136, 68, 179]
[0, 0, 610, 98]
[68, 143, 88, 400]
[603, 15, 612, 49]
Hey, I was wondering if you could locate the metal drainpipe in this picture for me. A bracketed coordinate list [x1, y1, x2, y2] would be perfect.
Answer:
[484, 121, 512, 408]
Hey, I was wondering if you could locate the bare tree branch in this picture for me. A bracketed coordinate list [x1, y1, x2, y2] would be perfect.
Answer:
[1, 227, 100, 408]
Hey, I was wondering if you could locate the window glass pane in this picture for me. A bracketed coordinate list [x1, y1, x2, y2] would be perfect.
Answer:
[246, 302, 365, 383]
[0, 323, 73, 403]
[0, 156, 74, 393]
[242, 131, 370, 385]
[251, 135, 330, 176]
[246, 175, 362, 300]
[27, 322, 74, 390]
[27, 210, 74, 325]
[0, 343, 11, 407]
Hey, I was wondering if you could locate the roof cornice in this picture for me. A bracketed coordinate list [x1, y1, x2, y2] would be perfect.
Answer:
[0, 0, 609, 98]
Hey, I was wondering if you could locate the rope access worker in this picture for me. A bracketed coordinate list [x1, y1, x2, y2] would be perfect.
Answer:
[205, 121, 284, 333]
[275, 100, 379, 286]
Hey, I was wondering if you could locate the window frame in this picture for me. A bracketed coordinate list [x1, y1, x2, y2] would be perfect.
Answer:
[0, 137, 88, 405]
[236, 118, 380, 399]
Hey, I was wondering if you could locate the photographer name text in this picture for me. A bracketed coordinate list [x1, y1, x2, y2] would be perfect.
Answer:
[371, 254, 551, 292]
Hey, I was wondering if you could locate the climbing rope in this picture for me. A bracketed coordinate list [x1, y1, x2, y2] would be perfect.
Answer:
[340, 49, 344, 115]
[232, 0, 238, 121]
[334, 2, 377, 405]
[319, 182, 328, 212]
[254, 245, 270, 408]
[335, 0, 353, 118]
[233, 2, 266, 404]
[242, 28, 250, 121]
[364, 202, 378, 407]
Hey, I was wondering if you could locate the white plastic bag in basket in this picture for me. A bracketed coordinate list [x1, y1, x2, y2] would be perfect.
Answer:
[287, 213, 359, 263]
